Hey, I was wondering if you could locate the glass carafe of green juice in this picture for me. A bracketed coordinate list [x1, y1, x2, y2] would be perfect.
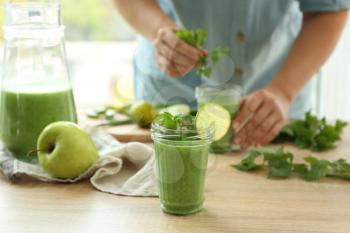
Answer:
[0, 1, 78, 163]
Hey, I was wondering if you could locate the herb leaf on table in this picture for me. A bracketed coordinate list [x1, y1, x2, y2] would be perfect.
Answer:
[232, 147, 350, 182]
[232, 150, 263, 171]
[274, 112, 348, 152]
[303, 156, 330, 181]
[263, 148, 294, 179]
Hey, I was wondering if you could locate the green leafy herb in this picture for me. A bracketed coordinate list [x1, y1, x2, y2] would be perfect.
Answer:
[292, 163, 309, 177]
[197, 65, 212, 78]
[232, 147, 350, 182]
[175, 28, 207, 49]
[263, 148, 294, 178]
[232, 150, 263, 171]
[175, 28, 229, 78]
[155, 112, 199, 140]
[327, 159, 350, 180]
[155, 112, 196, 137]
[211, 47, 230, 64]
[274, 112, 348, 152]
[303, 156, 330, 181]
[156, 112, 195, 130]
[156, 112, 178, 130]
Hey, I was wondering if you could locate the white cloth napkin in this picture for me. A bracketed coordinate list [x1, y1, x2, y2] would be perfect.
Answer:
[0, 127, 158, 197]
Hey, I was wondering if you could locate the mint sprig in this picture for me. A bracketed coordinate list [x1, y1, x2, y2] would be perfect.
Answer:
[232, 147, 350, 182]
[274, 112, 348, 152]
[174, 28, 229, 78]
[155, 112, 194, 130]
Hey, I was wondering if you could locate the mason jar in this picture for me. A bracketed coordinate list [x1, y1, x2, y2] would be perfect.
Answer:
[151, 120, 213, 215]
[196, 84, 242, 153]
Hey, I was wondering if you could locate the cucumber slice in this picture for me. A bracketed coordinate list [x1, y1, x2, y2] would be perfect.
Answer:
[159, 104, 191, 116]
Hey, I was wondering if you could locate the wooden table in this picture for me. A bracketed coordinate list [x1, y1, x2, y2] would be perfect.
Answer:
[1, 128, 350, 233]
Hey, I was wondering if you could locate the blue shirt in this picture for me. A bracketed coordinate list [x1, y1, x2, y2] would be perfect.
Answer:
[133, 0, 350, 118]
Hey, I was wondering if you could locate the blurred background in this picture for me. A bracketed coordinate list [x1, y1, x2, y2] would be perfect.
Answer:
[0, 0, 137, 108]
[0, 0, 349, 120]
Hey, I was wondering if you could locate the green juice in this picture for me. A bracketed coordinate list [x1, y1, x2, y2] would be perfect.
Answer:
[154, 140, 210, 215]
[0, 84, 77, 163]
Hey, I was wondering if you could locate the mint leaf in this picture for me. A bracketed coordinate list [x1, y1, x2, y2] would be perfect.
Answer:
[211, 47, 229, 64]
[155, 112, 200, 140]
[174, 114, 195, 129]
[292, 164, 309, 177]
[327, 159, 350, 180]
[330, 159, 350, 173]
[232, 150, 263, 171]
[156, 112, 177, 129]
[303, 156, 330, 181]
[263, 148, 293, 179]
[197, 66, 212, 78]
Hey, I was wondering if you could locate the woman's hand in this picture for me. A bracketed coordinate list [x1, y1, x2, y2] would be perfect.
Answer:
[232, 87, 291, 151]
[154, 27, 206, 77]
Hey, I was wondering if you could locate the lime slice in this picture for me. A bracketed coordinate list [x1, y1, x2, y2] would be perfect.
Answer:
[159, 104, 191, 116]
[196, 103, 231, 141]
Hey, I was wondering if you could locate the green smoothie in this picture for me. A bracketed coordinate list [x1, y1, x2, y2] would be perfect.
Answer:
[0, 83, 77, 163]
[196, 85, 242, 154]
[151, 113, 213, 215]
[154, 140, 210, 215]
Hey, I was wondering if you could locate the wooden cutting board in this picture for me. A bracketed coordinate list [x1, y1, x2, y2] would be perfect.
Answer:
[81, 111, 152, 143]
[103, 124, 151, 143]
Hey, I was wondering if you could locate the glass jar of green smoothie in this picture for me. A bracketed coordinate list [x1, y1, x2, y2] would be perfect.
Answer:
[151, 118, 213, 215]
[0, 1, 77, 163]
[196, 84, 242, 153]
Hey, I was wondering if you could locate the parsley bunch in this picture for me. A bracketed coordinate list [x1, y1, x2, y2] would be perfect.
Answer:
[274, 112, 348, 152]
[175, 28, 229, 78]
[232, 148, 350, 182]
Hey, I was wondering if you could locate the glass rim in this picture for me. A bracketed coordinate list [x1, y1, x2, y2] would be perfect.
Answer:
[151, 121, 214, 143]
[195, 84, 243, 97]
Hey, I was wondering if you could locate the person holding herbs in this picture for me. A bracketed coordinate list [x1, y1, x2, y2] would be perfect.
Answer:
[114, 0, 349, 150]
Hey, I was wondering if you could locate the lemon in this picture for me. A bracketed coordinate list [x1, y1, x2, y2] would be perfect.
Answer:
[130, 101, 156, 128]
[196, 103, 231, 141]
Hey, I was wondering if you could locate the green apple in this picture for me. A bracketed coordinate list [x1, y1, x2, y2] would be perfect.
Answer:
[37, 122, 99, 179]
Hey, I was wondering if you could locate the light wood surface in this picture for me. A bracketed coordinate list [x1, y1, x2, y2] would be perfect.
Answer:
[104, 123, 151, 142]
[1, 128, 350, 233]
[83, 112, 152, 143]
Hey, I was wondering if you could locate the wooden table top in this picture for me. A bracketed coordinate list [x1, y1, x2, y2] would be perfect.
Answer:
[1, 127, 350, 233]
